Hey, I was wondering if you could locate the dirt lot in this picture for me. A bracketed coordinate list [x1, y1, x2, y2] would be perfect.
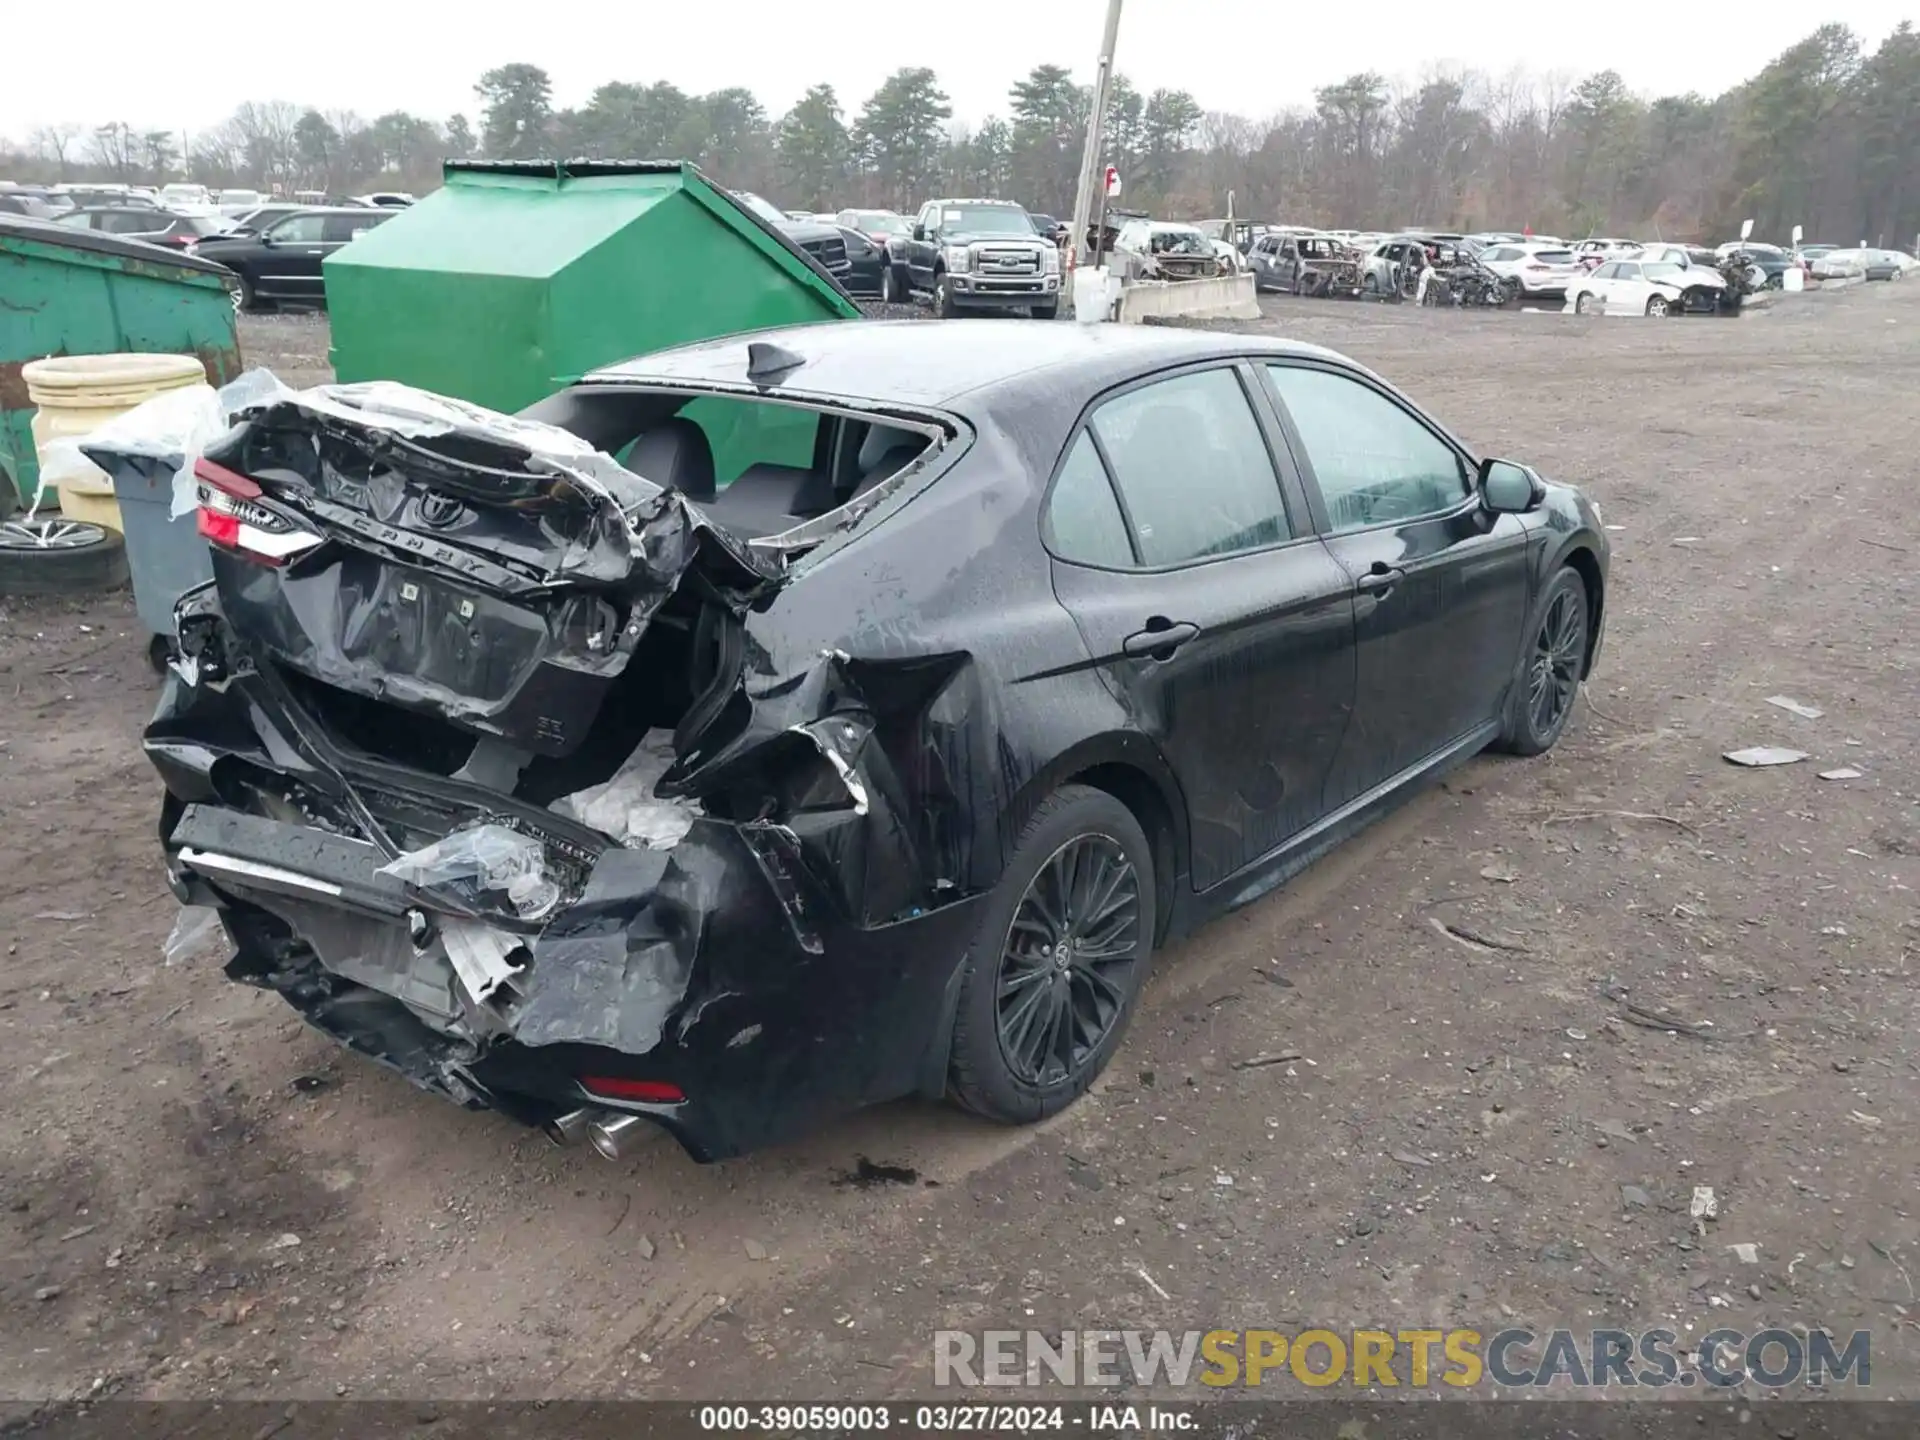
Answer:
[2, 286, 1916, 1407]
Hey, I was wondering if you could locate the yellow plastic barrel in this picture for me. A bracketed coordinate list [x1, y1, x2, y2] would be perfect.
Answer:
[24, 353, 209, 531]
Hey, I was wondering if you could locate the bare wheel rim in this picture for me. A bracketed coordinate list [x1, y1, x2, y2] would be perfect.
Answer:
[0, 518, 108, 550]
[995, 833, 1142, 1086]
[1527, 586, 1585, 737]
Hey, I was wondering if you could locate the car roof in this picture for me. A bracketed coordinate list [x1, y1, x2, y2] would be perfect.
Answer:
[587, 319, 1345, 409]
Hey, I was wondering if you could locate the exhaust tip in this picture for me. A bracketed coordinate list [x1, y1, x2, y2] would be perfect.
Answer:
[543, 1108, 595, 1147]
[587, 1112, 650, 1161]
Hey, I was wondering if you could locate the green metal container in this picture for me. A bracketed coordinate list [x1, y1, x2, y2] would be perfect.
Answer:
[325, 161, 861, 483]
[0, 216, 242, 511]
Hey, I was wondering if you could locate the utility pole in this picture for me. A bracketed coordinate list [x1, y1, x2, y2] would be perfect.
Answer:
[1067, 0, 1125, 278]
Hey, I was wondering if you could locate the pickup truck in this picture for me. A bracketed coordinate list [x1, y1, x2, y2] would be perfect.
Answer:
[903, 198, 1061, 318]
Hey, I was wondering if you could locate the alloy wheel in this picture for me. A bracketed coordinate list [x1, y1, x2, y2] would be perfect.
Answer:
[994, 835, 1142, 1086]
[0, 517, 109, 550]
[1527, 586, 1585, 738]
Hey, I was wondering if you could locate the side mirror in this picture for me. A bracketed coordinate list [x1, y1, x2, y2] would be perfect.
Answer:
[1478, 458, 1543, 514]
[257, 231, 276, 246]
[912, 225, 926, 242]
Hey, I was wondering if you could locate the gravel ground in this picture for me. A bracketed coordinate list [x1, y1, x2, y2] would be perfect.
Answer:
[1, 282, 1916, 1412]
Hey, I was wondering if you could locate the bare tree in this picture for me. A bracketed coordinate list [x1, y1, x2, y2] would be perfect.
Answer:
[87, 122, 137, 178]
[29, 124, 82, 178]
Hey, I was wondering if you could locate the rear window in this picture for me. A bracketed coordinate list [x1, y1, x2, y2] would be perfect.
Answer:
[1533, 250, 1575, 263]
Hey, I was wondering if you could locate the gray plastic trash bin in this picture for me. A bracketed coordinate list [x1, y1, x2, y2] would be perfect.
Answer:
[98, 452, 213, 670]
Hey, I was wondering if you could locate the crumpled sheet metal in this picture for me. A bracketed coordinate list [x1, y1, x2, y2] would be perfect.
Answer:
[514, 834, 730, 1054]
[201, 385, 782, 751]
[230, 376, 660, 508]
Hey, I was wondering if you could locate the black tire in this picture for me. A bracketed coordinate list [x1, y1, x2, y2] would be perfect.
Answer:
[1645, 294, 1671, 317]
[233, 273, 269, 314]
[947, 784, 1156, 1124]
[1573, 292, 1590, 314]
[1496, 566, 1590, 756]
[881, 265, 906, 303]
[934, 271, 958, 319]
[1031, 301, 1059, 320]
[0, 520, 129, 597]
[147, 633, 171, 674]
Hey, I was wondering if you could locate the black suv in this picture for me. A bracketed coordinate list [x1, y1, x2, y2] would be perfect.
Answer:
[193, 206, 393, 312]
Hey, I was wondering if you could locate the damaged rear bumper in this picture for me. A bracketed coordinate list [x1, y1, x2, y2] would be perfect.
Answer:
[149, 628, 985, 1163]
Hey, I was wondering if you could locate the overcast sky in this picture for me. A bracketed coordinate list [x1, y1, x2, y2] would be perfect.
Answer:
[7, 0, 1915, 142]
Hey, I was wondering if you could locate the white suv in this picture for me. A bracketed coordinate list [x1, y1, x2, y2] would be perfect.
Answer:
[1478, 242, 1582, 298]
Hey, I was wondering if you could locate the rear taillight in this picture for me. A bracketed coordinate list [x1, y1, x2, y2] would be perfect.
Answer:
[581, 1076, 686, 1104]
[193, 457, 321, 566]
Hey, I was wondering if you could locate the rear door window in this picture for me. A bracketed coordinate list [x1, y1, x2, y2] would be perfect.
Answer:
[322, 213, 384, 243]
[268, 214, 327, 243]
[1088, 367, 1291, 567]
[1044, 433, 1136, 568]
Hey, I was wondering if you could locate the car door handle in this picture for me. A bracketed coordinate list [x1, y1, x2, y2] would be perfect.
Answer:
[1356, 562, 1406, 594]
[1122, 621, 1199, 658]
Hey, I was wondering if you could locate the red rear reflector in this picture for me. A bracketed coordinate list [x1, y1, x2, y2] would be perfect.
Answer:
[581, 1077, 685, 1104]
[197, 508, 240, 547]
[194, 457, 261, 498]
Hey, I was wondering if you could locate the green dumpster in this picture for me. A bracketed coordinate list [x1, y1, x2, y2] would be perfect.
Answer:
[0, 215, 242, 511]
[325, 160, 862, 484]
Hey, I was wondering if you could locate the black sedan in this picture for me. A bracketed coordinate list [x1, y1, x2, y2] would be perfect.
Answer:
[129, 322, 1608, 1162]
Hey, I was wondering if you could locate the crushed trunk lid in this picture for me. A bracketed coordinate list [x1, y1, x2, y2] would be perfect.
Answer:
[193, 381, 781, 757]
